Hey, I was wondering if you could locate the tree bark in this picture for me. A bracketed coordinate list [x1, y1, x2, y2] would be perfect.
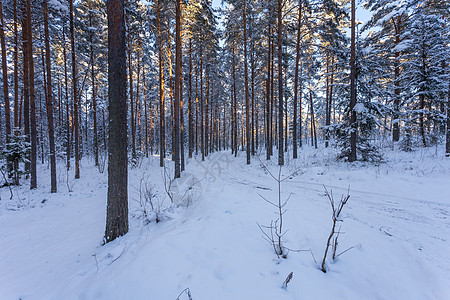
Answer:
[70, 0, 80, 178]
[43, 0, 57, 192]
[174, 0, 181, 178]
[127, 30, 136, 161]
[188, 38, 193, 158]
[105, 0, 128, 244]
[293, 0, 302, 158]
[349, 0, 357, 162]
[0, 0, 10, 140]
[63, 27, 70, 170]
[277, 0, 284, 166]
[158, 0, 165, 167]
[13, 0, 19, 129]
[392, 16, 402, 142]
[90, 13, 98, 167]
[243, 0, 250, 164]
[266, 17, 271, 160]
[200, 45, 204, 161]
[26, 0, 37, 189]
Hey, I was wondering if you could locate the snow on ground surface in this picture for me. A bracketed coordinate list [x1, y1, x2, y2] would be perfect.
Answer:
[1, 145, 450, 299]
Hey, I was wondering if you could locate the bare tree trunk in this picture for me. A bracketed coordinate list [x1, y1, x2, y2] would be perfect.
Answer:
[232, 48, 237, 157]
[105, 0, 128, 244]
[195, 64, 198, 155]
[419, 94, 426, 147]
[205, 68, 209, 157]
[293, 0, 302, 157]
[0, 0, 10, 141]
[277, 0, 284, 166]
[243, 0, 250, 164]
[328, 56, 334, 143]
[446, 83, 450, 156]
[158, 0, 165, 167]
[143, 63, 148, 157]
[43, 0, 57, 192]
[26, 0, 37, 189]
[90, 13, 98, 166]
[188, 38, 193, 158]
[309, 88, 317, 149]
[325, 54, 330, 148]
[128, 31, 136, 161]
[251, 43, 255, 156]
[174, 0, 181, 178]
[392, 16, 402, 142]
[200, 45, 204, 161]
[22, 0, 30, 171]
[13, 0, 19, 129]
[349, 0, 357, 162]
[70, 0, 80, 178]
[63, 27, 70, 170]
[266, 17, 271, 160]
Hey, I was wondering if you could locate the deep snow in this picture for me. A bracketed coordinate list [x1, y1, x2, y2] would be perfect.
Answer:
[1, 145, 449, 299]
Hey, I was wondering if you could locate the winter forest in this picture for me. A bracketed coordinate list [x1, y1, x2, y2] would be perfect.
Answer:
[0, 0, 449, 298]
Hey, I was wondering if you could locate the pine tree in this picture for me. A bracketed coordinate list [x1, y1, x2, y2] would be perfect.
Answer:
[105, 0, 128, 243]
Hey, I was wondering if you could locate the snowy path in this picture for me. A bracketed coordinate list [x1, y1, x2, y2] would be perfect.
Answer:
[1, 150, 449, 299]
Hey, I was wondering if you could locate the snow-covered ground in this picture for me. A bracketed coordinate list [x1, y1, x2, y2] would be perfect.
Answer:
[1, 146, 449, 299]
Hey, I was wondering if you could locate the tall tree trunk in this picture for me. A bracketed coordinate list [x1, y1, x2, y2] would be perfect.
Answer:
[168, 32, 174, 161]
[188, 38, 193, 158]
[328, 56, 334, 142]
[174, 0, 181, 178]
[195, 64, 198, 155]
[22, 0, 30, 171]
[0, 0, 10, 141]
[266, 18, 271, 160]
[180, 69, 185, 172]
[243, 0, 250, 164]
[143, 63, 148, 157]
[200, 45, 204, 161]
[105, 0, 128, 244]
[349, 0, 357, 162]
[128, 31, 136, 160]
[325, 54, 330, 148]
[70, 0, 80, 178]
[420, 46, 427, 147]
[90, 13, 98, 167]
[277, 0, 284, 166]
[309, 88, 317, 149]
[419, 94, 426, 147]
[63, 27, 70, 170]
[43, 0, 57, 192]
[293, 0, 302, 158]
[251, 43, 255, 156]
[26, 0, 37, 189]
[392, 16, 401, 142]
[232, 49, 237, 157]
[13, 0, 19, 129]
[158, 0, 165, 167]
[205, 67, 209, 157]
[446, 82, 450, 156]
[270, 25, 274, 157]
